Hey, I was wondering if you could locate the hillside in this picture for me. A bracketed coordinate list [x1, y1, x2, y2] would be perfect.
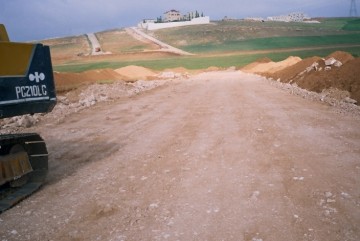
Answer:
[41, 18, 360, 73]
[242, 51, 360, 104]
[151, 18, 360, 53]
[41, 18, 360, 105]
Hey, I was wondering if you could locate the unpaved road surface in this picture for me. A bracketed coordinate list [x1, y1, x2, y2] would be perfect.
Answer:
[1, 71, 359, 241]
[87, 33, 110, 55]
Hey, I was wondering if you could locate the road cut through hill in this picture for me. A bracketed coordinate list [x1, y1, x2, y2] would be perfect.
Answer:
[0, 71, 359, 241]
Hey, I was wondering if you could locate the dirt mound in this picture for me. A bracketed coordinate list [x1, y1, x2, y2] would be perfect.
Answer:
[54, 69, 125, 92]
[115, 65, 157, 81]
[205, 66, 221, 72]
[268, 56, 322, 81]
[241, 57, 272, 71]
[294, 58, 360, 103]
[326, 51, 354, 64]
[242, 56, 301, 74]
[241, 58, 271, 72]
[261, 51, 360, 104]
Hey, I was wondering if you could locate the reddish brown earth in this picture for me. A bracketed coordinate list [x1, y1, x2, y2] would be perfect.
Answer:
[0, 71, 359, 241]
[243, 51, 360, 104]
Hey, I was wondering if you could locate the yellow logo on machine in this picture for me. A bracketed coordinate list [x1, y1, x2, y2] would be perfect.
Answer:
[29, 72, 45, 83]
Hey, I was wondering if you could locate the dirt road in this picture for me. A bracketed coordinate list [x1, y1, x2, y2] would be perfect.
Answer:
[1, 71, 359, 241]
[127, 28, 194, 56]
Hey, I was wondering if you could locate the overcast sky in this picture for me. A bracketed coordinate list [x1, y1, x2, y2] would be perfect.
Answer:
[0, 0, 349, 41]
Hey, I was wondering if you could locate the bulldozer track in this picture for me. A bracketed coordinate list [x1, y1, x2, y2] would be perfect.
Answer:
[0, 133, 48, 212]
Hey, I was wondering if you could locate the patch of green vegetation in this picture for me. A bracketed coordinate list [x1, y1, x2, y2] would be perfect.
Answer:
[54, 45, 360, 73]
[314, 18, 353, 30]
[182, 34, 360, 53]
[56, 83, 86, 93]
[54, 62, 118, 72]
[53, 18, 360, 73]
[120, 45, 148, 53]
[342, 18, 360, 31]
[154, 18, 360, 49]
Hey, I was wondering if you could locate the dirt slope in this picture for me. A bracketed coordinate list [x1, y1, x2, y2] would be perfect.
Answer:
[115, 65, 158, 81]
[242, 56, 302, 74]
[54, 69, 126, 92]
[0, 71, 359, 241]
[294, 58, 360, 102]
[246, 51, 360, 104]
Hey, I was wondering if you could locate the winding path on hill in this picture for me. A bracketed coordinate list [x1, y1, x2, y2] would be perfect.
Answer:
[126, 27, 194, 56]
[86, 33, 111, 56]
[1, 70, 359, 241]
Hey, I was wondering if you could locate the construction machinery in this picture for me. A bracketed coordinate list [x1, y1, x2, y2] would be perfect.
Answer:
[0, 24, 56, 212]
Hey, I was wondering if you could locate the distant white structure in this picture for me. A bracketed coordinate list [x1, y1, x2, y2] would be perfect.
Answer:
[164, 9, 181, 22]
[267, 12, 310, 22]
[139, 16, 210, 30]
[139, 9, 210, 30]
[244, 17, 265, 22]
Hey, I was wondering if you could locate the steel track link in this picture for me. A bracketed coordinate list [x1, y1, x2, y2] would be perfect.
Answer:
[0, 133, 48, 212]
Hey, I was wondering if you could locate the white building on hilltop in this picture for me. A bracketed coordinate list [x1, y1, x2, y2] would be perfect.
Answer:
[267, 12, 310, 22]
[164, 10, 181, 22]
[138, 9, 210, 30]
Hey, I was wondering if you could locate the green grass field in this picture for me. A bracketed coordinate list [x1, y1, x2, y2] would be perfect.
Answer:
[342, 18, 360, 31]
[52, 18, 360, 73]
[181, 34, 360, 53]
[54, 45, 360, 73]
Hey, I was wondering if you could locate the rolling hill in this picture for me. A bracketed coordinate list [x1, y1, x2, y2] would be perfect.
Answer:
[41, 18, 360, 73]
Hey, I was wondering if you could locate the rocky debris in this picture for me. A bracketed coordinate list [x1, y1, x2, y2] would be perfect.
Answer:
[1, 114, 41, 130]
[325, 57, 340, 67]
[327, 51, 354, 64]
[157, 71, 188, 80]
[257, 51, 360, 105]
[79, 94, 97, 107]
[265, 76, 360, 118]
[321, 87, 356, 104]
[326, 57, 343, 68]
[0, 79, 167, 134]
[126, 80, 165, 95]
[305, 62, 320, 73]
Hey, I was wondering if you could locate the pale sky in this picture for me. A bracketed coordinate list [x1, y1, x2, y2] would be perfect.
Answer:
[0, 0, 349, 41]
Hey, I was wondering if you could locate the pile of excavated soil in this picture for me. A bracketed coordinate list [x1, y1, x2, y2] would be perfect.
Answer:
[240, 57, 272, 71]
[115, 65, 157, 81]
[54, 65, 190, 93]
[266, 56, 322, 81]
[294, 58, 360, 103]
[242, 56, 302, 74]
[261, 51, 360, 104]
[205, 66, 222, 72]
[327, 51, 354, 64]
[54, 69, 126, 92]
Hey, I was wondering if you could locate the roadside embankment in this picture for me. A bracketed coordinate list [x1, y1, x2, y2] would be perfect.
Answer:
[242, 51, 360, 105]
